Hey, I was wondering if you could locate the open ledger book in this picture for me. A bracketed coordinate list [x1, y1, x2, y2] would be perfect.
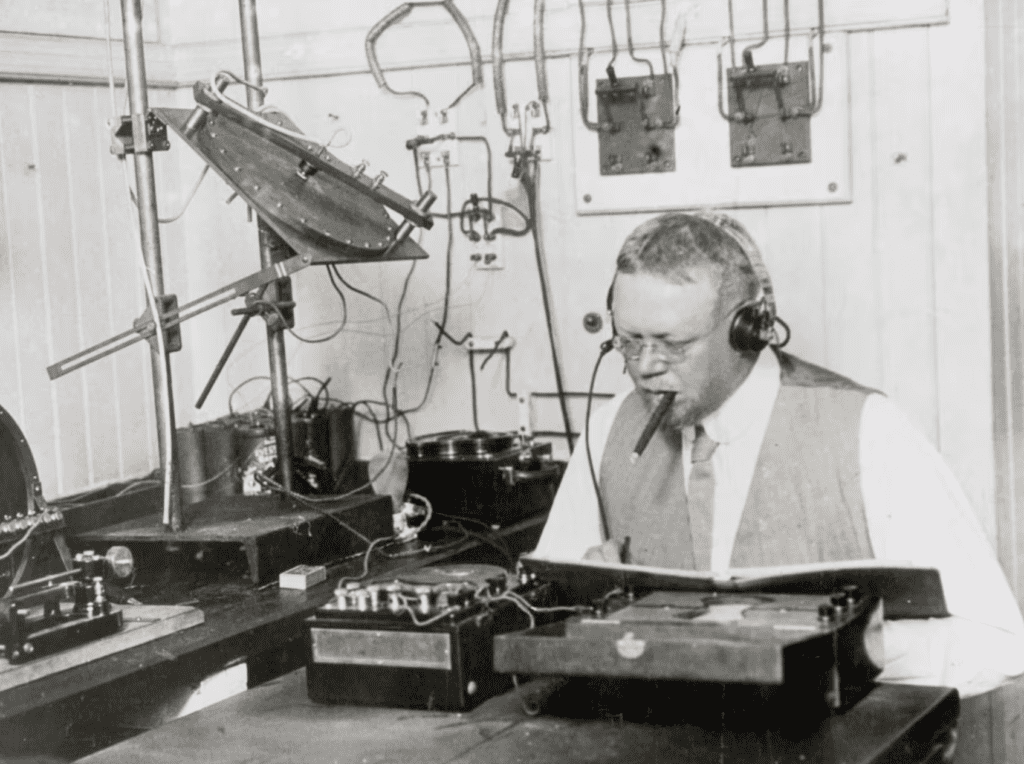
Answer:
[519, 555, 948, 620]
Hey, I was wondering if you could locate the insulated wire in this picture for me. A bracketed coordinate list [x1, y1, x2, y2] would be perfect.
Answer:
[623, 0, 655, 77]
[401, 156, 455, 416]
[605, 0, 620, 73]
[324, 265, 349, 331]
[783, 0, 791, 64]
[586, 342, 614, 541]
[127, 164, 210, 225]
[659, 0, 669, 76]
[468, 352, 481, 431]
[523, 162, 574, 450]
[330, 265, 391, 323]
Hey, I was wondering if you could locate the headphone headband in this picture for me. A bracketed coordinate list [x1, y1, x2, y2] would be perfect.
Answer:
[689, 210, 776, 323]
[607, 211, 785, 354]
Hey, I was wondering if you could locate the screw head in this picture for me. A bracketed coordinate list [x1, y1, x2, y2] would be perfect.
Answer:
[582, 312, 603, 333]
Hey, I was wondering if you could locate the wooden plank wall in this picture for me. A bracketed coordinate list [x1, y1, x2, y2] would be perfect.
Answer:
[0, 83, 191, 497]
[986, 0, 1024, 760]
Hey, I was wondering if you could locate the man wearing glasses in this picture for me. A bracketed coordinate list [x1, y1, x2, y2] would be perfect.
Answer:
[533, 211, 1024, 698]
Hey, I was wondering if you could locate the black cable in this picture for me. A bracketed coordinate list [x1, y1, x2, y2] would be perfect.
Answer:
[586, 341, 615, 542]
[501, 349, 517, 398]
[324, 266, 348, 332]
[436, 159, 455, 339]
[411, 145, 425, 197]
[353, 399, 385, 450]
[248, 299, 346, 344]
[487, 198, 532, 238]
[478, 330, 509, 370]
[401, 157, 456, 416]
[380, 259, 417, 424]
[411, 135, 531, 242]
[605, 0, 619, 76]
[432, 512, 515, 563]
[311, 376, 331, 412]
[457, 525, 515, 565]
[330, 264, 391, 323]
[522, 162, 575, 450]
[468, 352, 481, 431]
[459, 136, 494, 227]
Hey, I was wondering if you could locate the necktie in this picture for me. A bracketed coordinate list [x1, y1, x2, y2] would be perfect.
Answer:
[688, 424, 718, 570]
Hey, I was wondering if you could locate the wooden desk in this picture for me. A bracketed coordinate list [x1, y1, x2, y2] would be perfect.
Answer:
[77, 668, 959, 764]
[0, 512, 546, 760]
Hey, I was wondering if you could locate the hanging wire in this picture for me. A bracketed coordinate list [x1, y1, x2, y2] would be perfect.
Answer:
[400, 155, 456, 416]
[807, 0, 826, 114]
[658, 0, 669, 76]
[727, 0, 738, 68]
[741, 0, 771, 69]
[623, 0, 655, 77]
[127, 164, 210, 224]
[605, 0, 620, 77]
[329, 265, 391, 323]
[783, 0, 791, 64]
[364, 0, 484, 114]
[493, 0, 551, 140]
[532, 0, 551, 134]
[492, 0, 518, 137]
[577, 0, 601, 131]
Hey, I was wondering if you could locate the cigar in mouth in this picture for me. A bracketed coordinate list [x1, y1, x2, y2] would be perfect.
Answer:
[630, 391, 677, 464]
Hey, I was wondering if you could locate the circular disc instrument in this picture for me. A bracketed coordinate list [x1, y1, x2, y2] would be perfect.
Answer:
[155, 87, 434, 265]
[0, 405, 45, 521]
[391, 563, 510, 589]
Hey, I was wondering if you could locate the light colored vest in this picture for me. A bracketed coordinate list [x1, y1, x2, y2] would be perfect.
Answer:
[598, 351, 875, 569]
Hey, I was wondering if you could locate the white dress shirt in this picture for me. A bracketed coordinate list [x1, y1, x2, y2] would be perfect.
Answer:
[533, 350, 1024, 697]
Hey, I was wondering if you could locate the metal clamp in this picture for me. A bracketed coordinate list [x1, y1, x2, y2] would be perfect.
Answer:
[111, 111, 171, 156]
[498, 462, 562, 488]
[48, 254, 314, 380]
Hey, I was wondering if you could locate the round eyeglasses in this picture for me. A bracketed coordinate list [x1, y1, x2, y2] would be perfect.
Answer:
[611, 334, 698, 363]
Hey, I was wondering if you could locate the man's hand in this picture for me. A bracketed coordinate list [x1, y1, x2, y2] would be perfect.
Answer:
[583, 538, 624, 563]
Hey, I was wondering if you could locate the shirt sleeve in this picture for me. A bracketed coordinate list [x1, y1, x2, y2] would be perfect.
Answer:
[532, 392, 629, 561]
[859, 394, 1024, 697]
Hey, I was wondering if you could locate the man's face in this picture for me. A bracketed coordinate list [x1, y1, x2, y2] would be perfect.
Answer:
[611, 269, 754, 428]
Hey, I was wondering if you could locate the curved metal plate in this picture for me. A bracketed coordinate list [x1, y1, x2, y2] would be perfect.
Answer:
[156, 107, 429, 265]
[0, 405, 43, 520]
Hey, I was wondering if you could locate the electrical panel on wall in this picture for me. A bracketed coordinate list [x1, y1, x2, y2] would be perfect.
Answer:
[595, 73, 677, 176]
[571, 33, 850, 214]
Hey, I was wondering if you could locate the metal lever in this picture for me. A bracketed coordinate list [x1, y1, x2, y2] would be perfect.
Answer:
[194, 285, 270, 409]
[48, 254, 313, 380]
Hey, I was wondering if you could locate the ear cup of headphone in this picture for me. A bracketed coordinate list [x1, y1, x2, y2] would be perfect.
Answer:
[729, 300, 772, 352]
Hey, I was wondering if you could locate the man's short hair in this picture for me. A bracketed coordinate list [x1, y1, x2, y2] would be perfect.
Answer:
[616, 212, 760, 306]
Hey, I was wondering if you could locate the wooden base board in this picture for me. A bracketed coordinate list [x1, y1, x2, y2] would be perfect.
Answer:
[0, 604, 203, 691]
[75, 494, 394, 585]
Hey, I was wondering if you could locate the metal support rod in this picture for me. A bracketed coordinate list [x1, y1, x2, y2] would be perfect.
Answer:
[239, 0, 294, 494]
[120, 0, 182, 531]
